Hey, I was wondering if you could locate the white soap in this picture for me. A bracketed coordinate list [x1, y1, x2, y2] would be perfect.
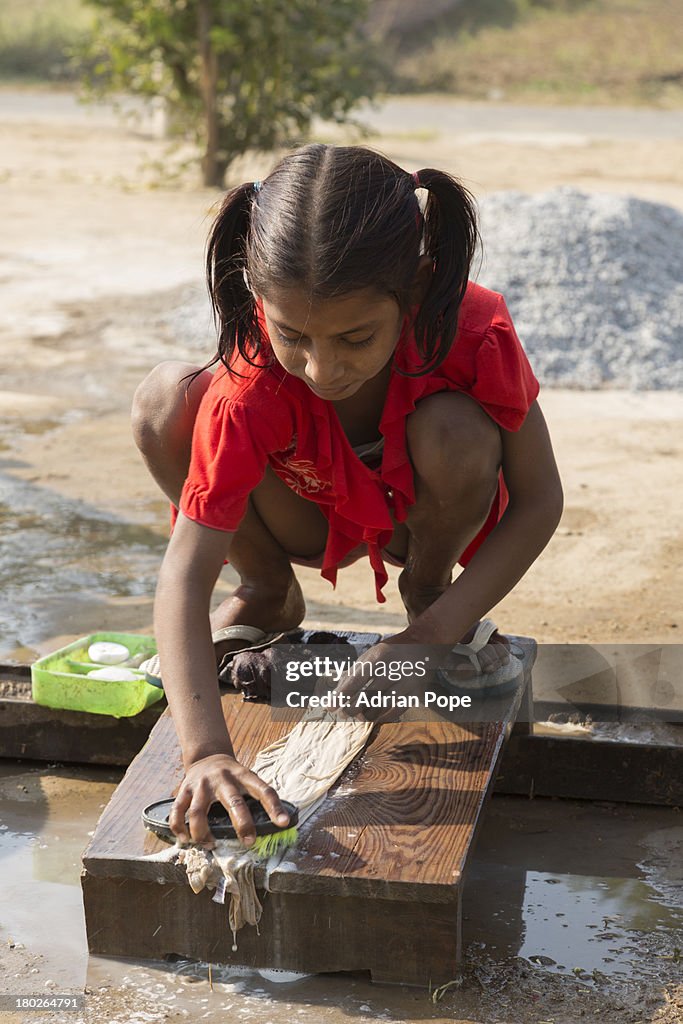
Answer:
[87, 667, 138, 682]
[87, 641, 130, 665]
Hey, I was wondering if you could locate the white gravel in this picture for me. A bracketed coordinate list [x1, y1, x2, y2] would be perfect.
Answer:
[477, 187, 683, 389]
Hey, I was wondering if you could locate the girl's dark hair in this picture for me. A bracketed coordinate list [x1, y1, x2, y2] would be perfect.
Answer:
[206, 144, 479, 376]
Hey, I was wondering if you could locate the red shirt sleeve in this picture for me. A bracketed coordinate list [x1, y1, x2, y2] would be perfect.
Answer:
[179, 380, 294, 532]
[468, 294, 540, 431]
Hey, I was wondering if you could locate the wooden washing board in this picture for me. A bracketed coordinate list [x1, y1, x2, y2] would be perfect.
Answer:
[82, 636, 536, 987]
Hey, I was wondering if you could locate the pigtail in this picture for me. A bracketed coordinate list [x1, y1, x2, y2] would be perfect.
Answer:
[205, 181, 266, 372]
[409, 168, 479, 375]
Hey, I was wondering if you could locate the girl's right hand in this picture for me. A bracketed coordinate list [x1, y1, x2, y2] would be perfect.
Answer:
[168, 752, 290, 848]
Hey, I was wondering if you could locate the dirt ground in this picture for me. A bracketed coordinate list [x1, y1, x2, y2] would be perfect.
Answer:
[1, 91, 682, 651]
[0, 91, 682, 1022]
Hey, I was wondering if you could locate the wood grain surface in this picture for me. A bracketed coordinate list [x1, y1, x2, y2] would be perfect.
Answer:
[83, 638, 535, 899]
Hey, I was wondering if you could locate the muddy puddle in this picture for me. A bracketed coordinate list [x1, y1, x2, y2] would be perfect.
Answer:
[0, 761, 681, 1023]
[0, 470, 166, 660]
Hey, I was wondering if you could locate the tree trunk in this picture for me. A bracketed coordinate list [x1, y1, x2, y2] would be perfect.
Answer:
[198, 0, 221, 187]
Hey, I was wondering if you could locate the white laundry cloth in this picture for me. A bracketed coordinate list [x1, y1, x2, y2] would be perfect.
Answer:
[176, 710, 373, 942]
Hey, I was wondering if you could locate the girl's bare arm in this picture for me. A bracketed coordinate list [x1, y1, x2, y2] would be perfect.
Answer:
[155, 515, 235, 763]
[154, 514, 289, 845]
[400, 400, 564, 646]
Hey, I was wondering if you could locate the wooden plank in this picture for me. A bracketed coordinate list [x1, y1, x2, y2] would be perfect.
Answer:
[82, 635, 535, 983]
[271, 720, 518, 904]
[81, 874, 460, 987]
[84, 648, 534, 897]
[495, 733, 683, 806]
[270, 640, 536, 904]
[8, 640, 682, 769]
[0, 661, 165, 766]
[0, 661, 31, 685]
[534, 698, 683, 725]
[512, 671, 533, 735]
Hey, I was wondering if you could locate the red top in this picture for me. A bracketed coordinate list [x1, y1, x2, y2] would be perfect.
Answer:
[178, 282, 540, 602]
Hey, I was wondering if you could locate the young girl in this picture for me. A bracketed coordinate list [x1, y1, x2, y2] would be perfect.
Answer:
[132, 144, 563, 850]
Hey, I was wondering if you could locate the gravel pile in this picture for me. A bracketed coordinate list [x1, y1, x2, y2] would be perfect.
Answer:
[477, 188, 683, 389]
[161, 282, 215, 354]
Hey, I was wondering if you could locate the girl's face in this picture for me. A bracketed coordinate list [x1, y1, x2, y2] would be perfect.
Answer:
[260, 286, 405, 401]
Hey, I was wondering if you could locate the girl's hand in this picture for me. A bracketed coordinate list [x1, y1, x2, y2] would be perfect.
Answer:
[169, 753, 290, 848]
[333, 635, 434, 724]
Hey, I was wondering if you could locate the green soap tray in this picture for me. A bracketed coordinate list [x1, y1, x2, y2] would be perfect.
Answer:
[31, 632, 163, 718]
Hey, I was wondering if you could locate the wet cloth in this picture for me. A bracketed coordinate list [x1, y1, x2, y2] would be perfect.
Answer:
[177, 710, 374, 941]
[177, 281, 540, 602]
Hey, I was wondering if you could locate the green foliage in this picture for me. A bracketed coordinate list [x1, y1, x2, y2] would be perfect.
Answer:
[0, 0, 92, 81]
[77, 0, 379, 183]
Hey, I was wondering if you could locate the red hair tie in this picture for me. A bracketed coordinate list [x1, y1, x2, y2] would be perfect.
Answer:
[411, 170, 421, 188]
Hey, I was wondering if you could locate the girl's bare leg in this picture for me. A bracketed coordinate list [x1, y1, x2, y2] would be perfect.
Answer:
[132, 362, 328, 660]
[388, 391, 505, 645]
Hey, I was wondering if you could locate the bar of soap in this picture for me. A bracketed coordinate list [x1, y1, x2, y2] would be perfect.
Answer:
[88, 641, 130, 665]
[87, 667, 139, 682]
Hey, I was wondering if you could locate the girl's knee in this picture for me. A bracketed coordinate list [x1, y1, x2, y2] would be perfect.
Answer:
[132, 361, 209, 451]
[406, 391, 501, 497]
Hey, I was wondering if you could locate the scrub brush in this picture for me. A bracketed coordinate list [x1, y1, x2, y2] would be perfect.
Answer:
[142, 797, 299, 856]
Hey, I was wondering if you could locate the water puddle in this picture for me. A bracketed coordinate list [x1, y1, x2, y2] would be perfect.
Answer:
[0, 763, 121, 995]
[462, 799, 683, 984]
[520, 870, 679, 977]
[0, 763, 681, 1024]
[0, 473, 165, 658]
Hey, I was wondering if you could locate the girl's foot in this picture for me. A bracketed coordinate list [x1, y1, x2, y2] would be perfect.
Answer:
[398, 570, 510, 676]
[143, 575, 305, 687]
[445, 623, 511, 680]
[210, 573, 306, 667]
[438, 618, 521, 695]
